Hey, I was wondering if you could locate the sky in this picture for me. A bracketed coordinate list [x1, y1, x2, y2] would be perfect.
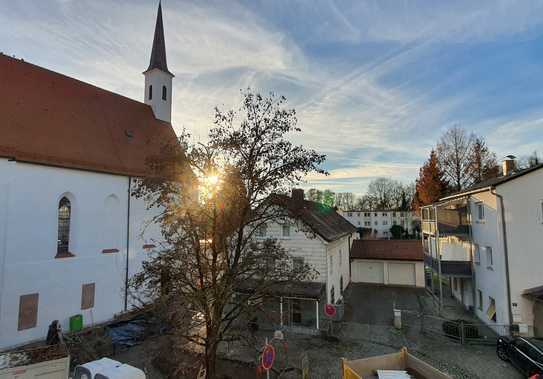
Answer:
[2, 0, 543, 195]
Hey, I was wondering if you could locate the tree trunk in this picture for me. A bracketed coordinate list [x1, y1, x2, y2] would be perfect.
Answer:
[205, 337, 218, 378]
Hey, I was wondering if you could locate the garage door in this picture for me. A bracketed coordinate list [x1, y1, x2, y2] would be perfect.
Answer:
[351, 261, 384, 284]
[388, 263, 416, 286]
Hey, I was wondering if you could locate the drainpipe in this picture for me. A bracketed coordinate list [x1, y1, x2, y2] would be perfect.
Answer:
[124, 176, 132, 311]
[491, 187, 513, 328]
[467, 197, 477, 312]
[0, 177, 10, 333]
[435, 204, 443, 314]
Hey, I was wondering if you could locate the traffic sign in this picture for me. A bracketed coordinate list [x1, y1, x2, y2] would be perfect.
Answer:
[261, 344, 275, 370]
[324, 303, 336, 318]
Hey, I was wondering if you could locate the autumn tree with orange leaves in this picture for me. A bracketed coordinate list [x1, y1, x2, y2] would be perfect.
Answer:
[412, 150, 449, 213]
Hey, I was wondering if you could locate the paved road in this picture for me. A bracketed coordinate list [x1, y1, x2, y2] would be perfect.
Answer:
[343, 283, 425, 324]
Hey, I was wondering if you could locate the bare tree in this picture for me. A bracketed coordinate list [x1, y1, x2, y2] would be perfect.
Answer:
[365, 178, 410, 210]
[335, 192, 355, 210]
[130, 90, 324, 378]
[469, 136, 499, 183]
[306, 188, 323, 203]
[436, 126, 475, 191]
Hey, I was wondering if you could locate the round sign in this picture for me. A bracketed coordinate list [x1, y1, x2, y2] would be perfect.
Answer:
[324, 303, 336, 318]
[261, 344, 275, 370]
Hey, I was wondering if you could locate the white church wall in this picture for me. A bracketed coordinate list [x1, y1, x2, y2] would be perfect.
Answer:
[0, 161, 162, 349]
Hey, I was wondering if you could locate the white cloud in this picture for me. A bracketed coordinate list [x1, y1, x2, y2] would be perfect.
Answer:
[2, 0, 542, 195]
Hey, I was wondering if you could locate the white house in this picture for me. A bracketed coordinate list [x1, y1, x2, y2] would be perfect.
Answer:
[0, 3, 175, 349]
[422, 157, 543, 337]
[250, 189, 357, 331]
[339, 210, 417, 239]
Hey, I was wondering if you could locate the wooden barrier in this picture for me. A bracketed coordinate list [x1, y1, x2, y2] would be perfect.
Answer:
[341, 347, 451, 379]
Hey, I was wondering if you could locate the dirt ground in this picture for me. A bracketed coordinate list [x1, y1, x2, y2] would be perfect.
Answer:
[111, 284, 522, 378]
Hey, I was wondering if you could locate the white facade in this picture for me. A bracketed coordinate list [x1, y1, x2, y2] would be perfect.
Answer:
[351, 259, 424, 287]
[340, 210, 416, 239]
[496, 167, 543, 336]
[424, 165, 543, 336]
[257, 219, 355, 305]
[0, 159, 162, 349]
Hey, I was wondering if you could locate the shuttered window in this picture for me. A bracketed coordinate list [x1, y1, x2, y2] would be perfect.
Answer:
[81, 283, 95, 310]
[18, 293, 39, 330]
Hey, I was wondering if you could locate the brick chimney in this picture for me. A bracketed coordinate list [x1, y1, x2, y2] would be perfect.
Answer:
[291, 188, 305, 204]
[502, 155, 517, 176]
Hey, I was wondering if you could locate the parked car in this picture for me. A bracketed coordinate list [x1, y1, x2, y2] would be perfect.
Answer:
[497, 336, 543, 377]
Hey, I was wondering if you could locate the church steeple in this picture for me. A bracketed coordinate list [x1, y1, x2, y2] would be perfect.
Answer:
[145, 1, 172, 76]
[144, 1, 173, 124]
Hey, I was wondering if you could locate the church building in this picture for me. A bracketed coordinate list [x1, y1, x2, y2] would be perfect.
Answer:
[0, 3, 175, 349]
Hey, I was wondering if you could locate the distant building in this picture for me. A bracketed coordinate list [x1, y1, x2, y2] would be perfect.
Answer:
[422, 157, 543, 337]
[339, 210, 417, 239]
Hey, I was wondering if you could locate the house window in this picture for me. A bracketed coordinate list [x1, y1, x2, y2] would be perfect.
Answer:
[364, 212, 370, 217]
[486, 247, 493, 269]
[340, 276, 344, 293]
[293, 257, 304, 271]
[357, 221, 361, 226]
[474, 244, 480, 264]
[476, 202, 484, 221]
[487, 297, 497, 322]
[57, 197, 71, 256]
[282, 224, 291, 237]
[256, 223, 267, 237]
[347, 212, 352, 217]
[18, 293, 39, 331]
[356, 212, 360, 217]
[374, 221, 378, 225]
[330, 286, 335, 304]
[478, 290, 483, 310]
[382, 212, 387, 216]
[364, 221, 371, 226]
[162, 85, 167, 100]
[374, 212, 378, 217]
[148, 85, 153, 100]
[383, 220, 388, 225]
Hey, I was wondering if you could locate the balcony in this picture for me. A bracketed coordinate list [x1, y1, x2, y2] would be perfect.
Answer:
[424, 255, 472, 277]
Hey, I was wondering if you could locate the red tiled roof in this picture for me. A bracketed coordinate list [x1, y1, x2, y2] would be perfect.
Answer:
[0, 54, 177, 176]
[350, 239, 423, 261]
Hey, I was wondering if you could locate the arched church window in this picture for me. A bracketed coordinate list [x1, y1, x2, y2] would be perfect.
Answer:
[162, 85, 167, 101]
[57, 197, 71, 256]
[148, 85, 153, 100]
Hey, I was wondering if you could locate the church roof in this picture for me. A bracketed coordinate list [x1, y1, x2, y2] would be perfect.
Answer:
[145, 2, 173, 76]
[0, 54, 178, 177]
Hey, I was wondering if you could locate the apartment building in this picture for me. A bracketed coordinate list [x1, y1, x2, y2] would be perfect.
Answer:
[422, 157, 543, 337]
[340, 210, 416, 239]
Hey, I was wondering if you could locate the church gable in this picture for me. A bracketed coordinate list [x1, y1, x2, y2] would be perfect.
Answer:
[0, 54, 177, 176]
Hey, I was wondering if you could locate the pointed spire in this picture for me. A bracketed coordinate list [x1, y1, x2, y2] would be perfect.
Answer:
[146, 1, 173, 76]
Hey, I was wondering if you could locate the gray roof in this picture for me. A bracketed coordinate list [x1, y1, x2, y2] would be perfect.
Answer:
[269, 194, 356, 242]
[145, 2, 173, 76]
[442, 163, 543, 200]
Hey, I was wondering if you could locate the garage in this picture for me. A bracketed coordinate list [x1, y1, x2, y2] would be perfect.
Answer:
[388, 262, 416, 286]
[351, 261, 384, 284]
[350, 240, 424, 288]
